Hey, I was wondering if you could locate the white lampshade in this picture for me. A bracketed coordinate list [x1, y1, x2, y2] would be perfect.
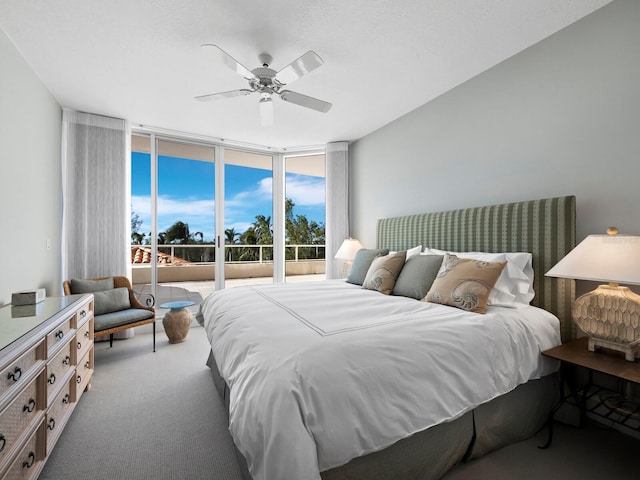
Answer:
[545, 234, 640, 285]
[546, 232, 640, 361]
[334, 238, 363, 261]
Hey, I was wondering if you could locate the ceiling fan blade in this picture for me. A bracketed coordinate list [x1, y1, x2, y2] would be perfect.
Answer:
[201, 44, 258, 81]
[279, 90, 332, 113]
[274, 51, 324, 85]
[195, 89, 253, 102]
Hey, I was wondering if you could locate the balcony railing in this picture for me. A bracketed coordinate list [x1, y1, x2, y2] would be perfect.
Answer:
[131, 244, 326, 265]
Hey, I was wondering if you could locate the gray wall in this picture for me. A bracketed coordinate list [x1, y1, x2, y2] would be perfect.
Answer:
[351, 0, 640, 252]
[0, 28, 62, 305]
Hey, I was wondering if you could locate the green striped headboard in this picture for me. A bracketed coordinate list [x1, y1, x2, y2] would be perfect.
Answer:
[376, 195, 576, 341]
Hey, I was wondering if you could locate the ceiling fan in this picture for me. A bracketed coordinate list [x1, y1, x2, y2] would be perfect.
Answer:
[196, 44, 332, 126]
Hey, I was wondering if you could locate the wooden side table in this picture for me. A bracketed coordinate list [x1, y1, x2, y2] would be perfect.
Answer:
[541, 337, 640, 446]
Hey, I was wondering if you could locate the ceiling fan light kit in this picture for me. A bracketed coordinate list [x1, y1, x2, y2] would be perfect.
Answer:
[196, 44, 332, 125]
[259, 96, 274, 127]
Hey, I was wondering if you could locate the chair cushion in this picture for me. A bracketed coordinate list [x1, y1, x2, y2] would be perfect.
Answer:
[94, 308, 155, 332]
[70, 277, 114, 294]
[93, 287, 131, 315]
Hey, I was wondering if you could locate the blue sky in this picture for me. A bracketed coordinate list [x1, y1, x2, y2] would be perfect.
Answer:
[131, 153, 325, 242]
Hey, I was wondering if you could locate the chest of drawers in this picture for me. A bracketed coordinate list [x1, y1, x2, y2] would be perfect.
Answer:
[0, 295, 94, 479]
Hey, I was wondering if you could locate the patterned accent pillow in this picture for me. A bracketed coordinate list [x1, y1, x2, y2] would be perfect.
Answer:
[362, 251, 407, 295]
[424, 254, 507, 313]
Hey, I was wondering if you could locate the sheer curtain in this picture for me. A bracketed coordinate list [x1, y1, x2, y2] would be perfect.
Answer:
[61, 110, 131, 284]
[325, 141, 349, 279]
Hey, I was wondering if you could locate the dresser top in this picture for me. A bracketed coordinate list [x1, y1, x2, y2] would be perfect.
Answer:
[0, 295, 86, 351]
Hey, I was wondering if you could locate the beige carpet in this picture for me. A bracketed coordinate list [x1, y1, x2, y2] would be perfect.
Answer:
[41, 325, 640, 480]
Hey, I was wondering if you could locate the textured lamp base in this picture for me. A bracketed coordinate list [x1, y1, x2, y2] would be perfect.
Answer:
[573, 284, 640, 362]
[588, 337, 640, 362]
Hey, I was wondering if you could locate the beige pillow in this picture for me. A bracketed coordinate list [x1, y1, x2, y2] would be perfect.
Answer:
[424, 254, 507, 314]
[362, 251, 407, 295]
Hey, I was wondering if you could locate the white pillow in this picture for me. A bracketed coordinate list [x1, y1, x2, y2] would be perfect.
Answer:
[390, 245, 423, 262]
[423, 248, 534, 307]
[406, 245, 423, 260]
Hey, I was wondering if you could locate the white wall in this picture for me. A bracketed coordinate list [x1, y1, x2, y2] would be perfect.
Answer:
[0, 28, 62, 305]
[350, 0, 640, 251]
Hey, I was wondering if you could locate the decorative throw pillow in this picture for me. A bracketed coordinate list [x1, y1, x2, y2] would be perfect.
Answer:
[362, 251, 407, 295]
[92, 287, 131, 316]
[424, 254, 507, 313]
[346, 248, 390, 285]
[70, 277, 114, 294]
[423, 248, 534, 307]
[393, 254, 444, 300]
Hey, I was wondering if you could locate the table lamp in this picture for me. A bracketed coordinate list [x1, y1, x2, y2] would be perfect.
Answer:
[546, 228, 640, 361]
[335, 238, 364, 276]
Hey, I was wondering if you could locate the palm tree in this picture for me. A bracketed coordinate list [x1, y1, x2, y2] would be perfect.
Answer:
[238, 227, 258, 261]
[252, 215, 273, 245]
[162, 221, 191, 244]
[225, 228, 239, 261]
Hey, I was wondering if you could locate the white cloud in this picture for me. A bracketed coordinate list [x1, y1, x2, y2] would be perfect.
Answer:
[230, 177, 272, 205]
[224, 176, 324, 208]
[132, 195, 215, 217]
[132, 194, 216, 240]
[285, 176, 325, 206]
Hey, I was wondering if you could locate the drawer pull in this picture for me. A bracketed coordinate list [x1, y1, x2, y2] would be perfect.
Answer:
[48, 417, 56, 430]
[76, 375, 82, 384]
[0, 434, 6, 452]
[22, 451, 35, 469]
[80, 309, 87, 317]
[55, 330, 64, 340]
[48, 373, 56, 385]
[84, 331, 90, 338]
[85, 361, 90, 369]
[77, 341, 82, 350]
[23, 398, 36, 413]
[62, 394, 70, 404]
[62, 355, 71, 366]
[7, 366, 22, 382]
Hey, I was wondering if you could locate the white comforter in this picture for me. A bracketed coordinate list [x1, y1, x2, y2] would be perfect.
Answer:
[198, 280, 560, 480]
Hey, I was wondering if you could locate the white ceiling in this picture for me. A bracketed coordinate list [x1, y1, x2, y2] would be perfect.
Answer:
[0, 0, 612, 150]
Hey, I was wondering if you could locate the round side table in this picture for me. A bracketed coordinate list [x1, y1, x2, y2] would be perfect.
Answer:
[160, 301, 195, 344]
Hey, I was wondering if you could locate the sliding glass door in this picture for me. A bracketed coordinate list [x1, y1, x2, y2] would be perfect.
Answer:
[156, 139, 216, 306]
[224, 148, 274, 287]
[284, 153, 326, 282]
[131, 135, 217, 310]
[130, 133, 326, 311]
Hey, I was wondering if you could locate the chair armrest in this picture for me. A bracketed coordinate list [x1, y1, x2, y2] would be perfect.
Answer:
[133, 290, 156, 309]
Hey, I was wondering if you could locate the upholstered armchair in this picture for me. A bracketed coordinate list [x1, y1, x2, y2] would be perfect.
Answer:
[63, 276, 156, 352]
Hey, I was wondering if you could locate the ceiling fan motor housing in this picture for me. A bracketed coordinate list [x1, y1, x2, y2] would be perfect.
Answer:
[258, 53, 273, 68]
[251, 67, 280, 93]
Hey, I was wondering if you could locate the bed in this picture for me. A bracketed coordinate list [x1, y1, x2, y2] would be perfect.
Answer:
[197, 195, 576, 480]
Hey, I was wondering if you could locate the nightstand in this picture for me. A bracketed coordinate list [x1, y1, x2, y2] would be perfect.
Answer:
[541, 337, 640, 446]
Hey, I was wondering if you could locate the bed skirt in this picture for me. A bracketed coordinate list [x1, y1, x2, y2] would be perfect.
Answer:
[206, 350, 558, 480]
